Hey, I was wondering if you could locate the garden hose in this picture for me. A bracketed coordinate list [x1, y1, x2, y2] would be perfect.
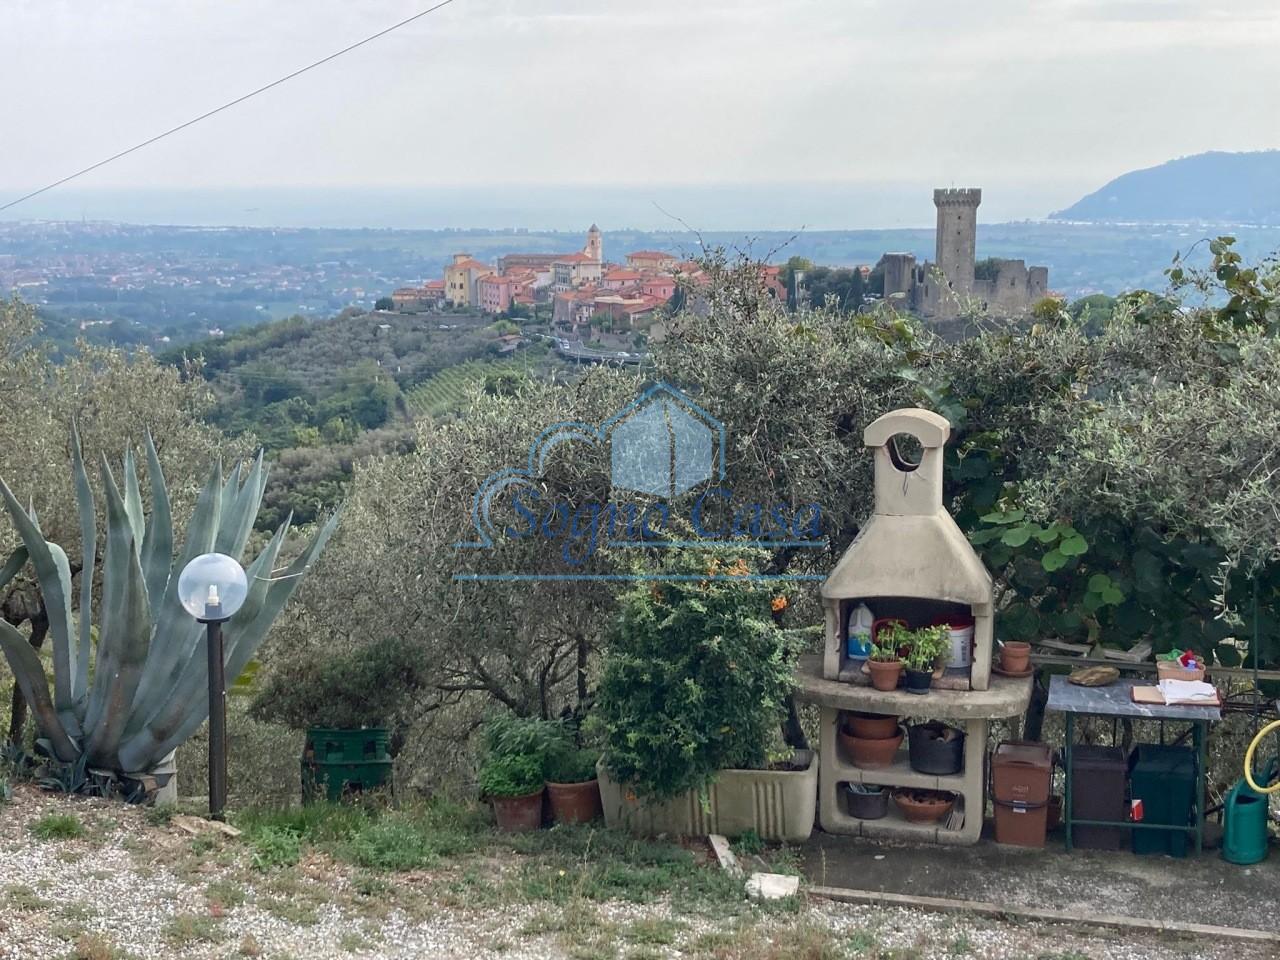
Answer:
[1244, 719, 1280, 794]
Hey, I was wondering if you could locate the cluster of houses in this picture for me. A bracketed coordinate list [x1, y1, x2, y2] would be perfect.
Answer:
[388, 226, 788, 348]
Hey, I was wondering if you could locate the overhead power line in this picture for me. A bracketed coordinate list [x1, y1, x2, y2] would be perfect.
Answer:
[1, 0, 461, 213]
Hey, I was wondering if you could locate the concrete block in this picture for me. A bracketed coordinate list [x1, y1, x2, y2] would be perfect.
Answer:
[746, 873, 800, 901]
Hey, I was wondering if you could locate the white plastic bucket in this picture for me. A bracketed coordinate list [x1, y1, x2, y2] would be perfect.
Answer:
[946, 624, 974, 669]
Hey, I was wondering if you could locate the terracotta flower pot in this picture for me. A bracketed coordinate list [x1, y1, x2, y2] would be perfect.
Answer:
[546, 779, 603, 825]
[838, 725, 904, 769]
[999, 641, 1031, 674]
[892, 788, 955, 824]
[868, 658, 903, 692]
[491, 788, 545, 832]
[844, 711, 900, 740]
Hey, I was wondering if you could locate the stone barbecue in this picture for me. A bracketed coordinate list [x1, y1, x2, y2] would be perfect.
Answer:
[794, 407, 1032, 844]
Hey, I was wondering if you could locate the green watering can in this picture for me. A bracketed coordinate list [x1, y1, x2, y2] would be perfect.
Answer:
[1222, 757, 1276, 865]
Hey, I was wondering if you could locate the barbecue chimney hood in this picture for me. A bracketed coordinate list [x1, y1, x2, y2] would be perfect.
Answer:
[821, 408, 995, 691]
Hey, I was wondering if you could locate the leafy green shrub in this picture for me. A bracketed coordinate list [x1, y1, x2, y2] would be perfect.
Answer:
[250, 635, 424, 733]
[248, 826, 301, 870]
[31, 813, 85, 841]
[477, 753, 544, 798]
[595, 550, 796, 799]
[544, 747, 599, 785]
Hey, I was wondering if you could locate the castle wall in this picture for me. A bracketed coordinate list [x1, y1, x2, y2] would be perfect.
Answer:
[882, 252, 916, 300]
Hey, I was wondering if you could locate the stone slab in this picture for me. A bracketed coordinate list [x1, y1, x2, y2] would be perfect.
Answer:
[794, 655, 1030, 719]
[746, 872, 800, 901]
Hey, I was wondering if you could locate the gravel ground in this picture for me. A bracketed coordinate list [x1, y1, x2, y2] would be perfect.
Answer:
[1, 787, 1274, 960]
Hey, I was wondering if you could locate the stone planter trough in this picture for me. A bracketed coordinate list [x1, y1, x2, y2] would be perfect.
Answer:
[596, 751, 818, 842]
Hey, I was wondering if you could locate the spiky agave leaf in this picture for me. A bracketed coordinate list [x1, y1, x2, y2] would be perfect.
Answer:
[117, 517, 289, 772]
[140, 433, 173, 612]
[83, 459, 152, 768]
[123, 459, 223, 737]
[0, 620, 78, 762]
[118, 509, 339, 773]
[214, 452, 266, 560]
[70, 425, 95, 718]
[0, 545, 28, 591]
[0, 477, 79, 737]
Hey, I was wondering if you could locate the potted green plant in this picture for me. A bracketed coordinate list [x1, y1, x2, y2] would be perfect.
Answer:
[544, 745, 603, 825]
[250, 636, 423, 803]
[868, 620, 908, 691]
[476, 714, 564, 832]
[594, 550, 816, 841]
[902, 624, 950, 695]
[478, 753, 545, 832]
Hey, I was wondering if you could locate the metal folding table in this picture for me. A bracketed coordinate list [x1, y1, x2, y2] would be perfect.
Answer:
[1046, 674, 1220, 854]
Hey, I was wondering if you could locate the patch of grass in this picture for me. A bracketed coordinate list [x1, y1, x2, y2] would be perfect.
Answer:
[621, 918, 683, 946]
[345, 816, 440, 871]
[57, 902, 96, 921]
[5, 883, 53, 911]
[31, 812, 86, 840]
[505, 826, 741, 910]
[847, 930, 879, 955]
[238, 933, 263, 956]
[733, 829, 765, 856]
[61, 932, 135, 960]
[161, 913, 224, 946]
[205, 878, 247, 909]
[338, 931, 372, 953]
[249, 826, 301, 870]
[949, 933, 974, 955]
[260, 896, 319, 926]
[143, 805, 175, 826]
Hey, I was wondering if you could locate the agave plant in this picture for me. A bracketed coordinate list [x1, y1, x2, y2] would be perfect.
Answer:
[0, 429, 338, 784]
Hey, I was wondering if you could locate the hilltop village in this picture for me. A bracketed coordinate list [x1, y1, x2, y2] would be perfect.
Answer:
[388, 189, 1051, 347]
[390, 226, 786, 354]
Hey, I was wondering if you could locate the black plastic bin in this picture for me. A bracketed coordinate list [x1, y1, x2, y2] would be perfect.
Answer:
[1129, 744, 1195, 858]
[1069, 745, 1127, 850]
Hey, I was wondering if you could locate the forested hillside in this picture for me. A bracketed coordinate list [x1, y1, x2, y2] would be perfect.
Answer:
[165, 306, 572, 527]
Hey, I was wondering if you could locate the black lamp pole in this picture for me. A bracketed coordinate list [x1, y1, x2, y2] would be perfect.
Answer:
[201, 600, 227, 821]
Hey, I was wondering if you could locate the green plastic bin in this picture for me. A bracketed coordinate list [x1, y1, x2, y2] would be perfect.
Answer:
[302, 727, 392, 803]
[1128, 744, 1194, 858]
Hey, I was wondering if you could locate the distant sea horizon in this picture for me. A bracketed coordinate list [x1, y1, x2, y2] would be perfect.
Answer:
[0, 181, 1087, 232]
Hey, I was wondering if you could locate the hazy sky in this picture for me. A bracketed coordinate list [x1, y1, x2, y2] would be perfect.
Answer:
[3, 0, 1279, 224]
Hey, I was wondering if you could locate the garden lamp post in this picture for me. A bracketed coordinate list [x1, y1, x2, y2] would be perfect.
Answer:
[177, 552, 248, 820]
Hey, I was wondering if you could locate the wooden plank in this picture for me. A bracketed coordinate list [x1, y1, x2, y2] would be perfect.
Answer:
[808, 885, 1280, 945]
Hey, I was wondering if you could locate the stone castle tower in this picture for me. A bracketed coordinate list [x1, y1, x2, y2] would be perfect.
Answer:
[584, 224, 603, 263]
[933, 188, 981, 296]
[879, 188, 1047, 320]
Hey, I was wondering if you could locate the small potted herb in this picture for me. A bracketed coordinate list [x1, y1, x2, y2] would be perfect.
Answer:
[902, 624, 950, 695]
[868, 620, 907, 691]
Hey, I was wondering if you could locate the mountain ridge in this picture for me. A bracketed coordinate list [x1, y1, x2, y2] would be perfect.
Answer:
[1051, 150, 1280, 224]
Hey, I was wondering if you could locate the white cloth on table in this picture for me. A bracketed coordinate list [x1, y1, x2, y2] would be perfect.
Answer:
[1158, 678, 1217, 704]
